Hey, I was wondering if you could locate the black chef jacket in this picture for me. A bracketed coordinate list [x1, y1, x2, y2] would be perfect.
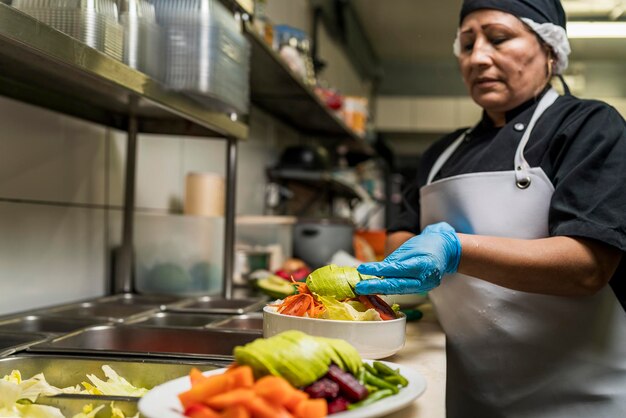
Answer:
[390, 88, 626, 310]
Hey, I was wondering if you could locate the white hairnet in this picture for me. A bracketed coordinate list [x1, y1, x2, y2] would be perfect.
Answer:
[452, 17, 571, 74]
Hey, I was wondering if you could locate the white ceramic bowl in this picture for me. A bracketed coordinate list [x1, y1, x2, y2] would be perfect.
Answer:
[263, 305, 407, 359]
[381, 293, 428, 309]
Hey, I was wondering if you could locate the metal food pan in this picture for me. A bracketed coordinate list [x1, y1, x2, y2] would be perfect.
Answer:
[0, 331, 49, 357]
[125, 312, 228, 328]
[207, 313, 263, 333]
[167, 296, 267, 315]
[29, 325, 261, 361]
[0, 354, 221, 417]
[93, 293, 192, 309]
[35, 301, 159, 323]
[0, 315, 110, 335]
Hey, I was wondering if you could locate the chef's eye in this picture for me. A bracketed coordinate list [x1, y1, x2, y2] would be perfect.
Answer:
[489, 36, 509, 46]
[461, 42, 474, 52]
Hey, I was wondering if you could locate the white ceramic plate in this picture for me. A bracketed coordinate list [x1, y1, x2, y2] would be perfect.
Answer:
[139, 360, 427, 418]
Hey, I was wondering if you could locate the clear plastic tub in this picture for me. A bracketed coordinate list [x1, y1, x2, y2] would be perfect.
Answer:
[152, 0, 250, 114]
[13, 0, 123, 61]
[113, 213, 226, 296]
[119, 0, 162, 79]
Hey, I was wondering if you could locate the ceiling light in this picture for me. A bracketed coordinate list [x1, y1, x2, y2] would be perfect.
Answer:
[567, 21, 626, 38]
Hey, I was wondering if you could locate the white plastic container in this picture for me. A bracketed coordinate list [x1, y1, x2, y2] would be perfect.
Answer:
[236, 216, 295, 271]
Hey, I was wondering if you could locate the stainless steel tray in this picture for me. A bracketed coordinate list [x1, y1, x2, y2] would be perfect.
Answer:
[208, 313, 263, 333]
[0, 331, 50, 357]
[167, 296, 267, 315]
[34, 301, 160, 323]
[0, 315, 110, 335]
[0, 354, 220, 417]
[93, 293, 192, 309]
[125, 312, 228, 328]
[29, 325, 261, 360]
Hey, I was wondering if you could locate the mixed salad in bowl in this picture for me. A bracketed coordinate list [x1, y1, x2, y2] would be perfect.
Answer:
[266, 265, 401, 322]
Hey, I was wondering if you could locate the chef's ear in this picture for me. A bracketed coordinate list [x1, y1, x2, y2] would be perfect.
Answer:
[543, 44, 556, 80]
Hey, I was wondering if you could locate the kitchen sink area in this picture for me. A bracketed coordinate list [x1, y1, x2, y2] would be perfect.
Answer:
[0, 292, 268, 417]
[0, 354, 222, 417]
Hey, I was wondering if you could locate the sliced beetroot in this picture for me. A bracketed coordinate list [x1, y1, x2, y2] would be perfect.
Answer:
[304, 377, 340, 399]
[326, 364, 369, 402]
[358, 295, 397, 320]
[327, 396, 351, 414]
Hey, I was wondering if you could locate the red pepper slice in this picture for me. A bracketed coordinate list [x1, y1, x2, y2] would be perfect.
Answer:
[358, 295, 397, 321]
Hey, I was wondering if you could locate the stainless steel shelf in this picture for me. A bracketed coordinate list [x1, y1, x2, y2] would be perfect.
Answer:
[267, 168, 364, 201]
[0, 4, 248, 140]
[244, 22, 374, 154]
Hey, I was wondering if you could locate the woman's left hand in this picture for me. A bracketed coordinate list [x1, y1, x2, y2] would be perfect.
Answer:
[355, 222, 462, 295]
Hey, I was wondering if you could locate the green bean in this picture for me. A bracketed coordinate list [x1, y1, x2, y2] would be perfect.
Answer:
[363, 362, 378, 376]
[373, 361, 399, 376]
[347, 389, 394, 410]
[364, 370, 399, 394]
[384, 374, 409, 387]
[365, 384, 379, 393]
[357, 367, 366, 385]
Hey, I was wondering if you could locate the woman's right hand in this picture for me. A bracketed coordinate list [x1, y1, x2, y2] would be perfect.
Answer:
[355, 222, 462, 295]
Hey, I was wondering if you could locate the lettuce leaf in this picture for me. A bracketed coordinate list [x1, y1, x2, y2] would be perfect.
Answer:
[318, 296, 383, 321]
[82, 366, 148, 397]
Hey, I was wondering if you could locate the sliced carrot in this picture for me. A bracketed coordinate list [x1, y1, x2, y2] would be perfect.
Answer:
[205, 388, 256, 410]
[184, 403, 221, 418]
[179, 374, 234, 409]
[277, 294, 310, 316]
[220, 405, 250, 418]
[253, 375, 296, 405]
[190, 368, 209, 385]
[225, 365, 255, 389]
[247, 396, 293, 418]
[283, 390, 309, 412]
[293, 281, 311, 295]
[294, 398, 328, 418]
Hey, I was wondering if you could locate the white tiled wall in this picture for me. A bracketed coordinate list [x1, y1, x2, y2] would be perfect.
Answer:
[0, 97, 109, 315]
[0, 95, 300, 316]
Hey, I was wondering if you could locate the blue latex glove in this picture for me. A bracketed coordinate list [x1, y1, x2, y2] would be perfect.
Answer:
[355, 222, 462, 295]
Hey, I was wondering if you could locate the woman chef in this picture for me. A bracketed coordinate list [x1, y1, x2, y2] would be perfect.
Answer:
[355, 0, 626, 416]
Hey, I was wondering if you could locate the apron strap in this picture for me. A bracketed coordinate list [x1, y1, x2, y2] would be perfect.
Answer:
[426, 129, 470, 185]
[514, 88, 559, 188]
[426, 88, 560, 188]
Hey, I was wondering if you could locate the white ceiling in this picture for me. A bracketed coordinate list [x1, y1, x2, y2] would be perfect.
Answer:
[351, 0, 626, 65]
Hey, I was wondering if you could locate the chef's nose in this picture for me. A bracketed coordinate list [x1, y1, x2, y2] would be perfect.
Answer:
[469, 38, 494, 66]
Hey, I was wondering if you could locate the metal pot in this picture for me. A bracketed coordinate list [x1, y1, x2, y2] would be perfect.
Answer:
[293, 218, 354, 269]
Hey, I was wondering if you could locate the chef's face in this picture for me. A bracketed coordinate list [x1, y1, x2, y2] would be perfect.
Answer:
[457, 9, 551, 116]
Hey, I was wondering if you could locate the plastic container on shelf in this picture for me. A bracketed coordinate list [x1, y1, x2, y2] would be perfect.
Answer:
[151, 0, 251, 115]
[119, 0, 162, 79]
[235, 216, 296, 272]
[13, 0, 124, 61]
[110, 212, 225, 296]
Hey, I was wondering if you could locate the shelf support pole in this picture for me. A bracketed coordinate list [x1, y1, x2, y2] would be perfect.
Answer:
[222, 136, 238, 299]
[114, 99, 138, 294]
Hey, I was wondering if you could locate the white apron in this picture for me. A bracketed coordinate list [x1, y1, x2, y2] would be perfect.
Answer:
[421, 89, 626, 418]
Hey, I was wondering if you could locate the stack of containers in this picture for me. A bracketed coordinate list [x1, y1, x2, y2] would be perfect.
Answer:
[13, 0, 124, 61]
[151, 0, 251, 115]
[119, 0, 161, 79]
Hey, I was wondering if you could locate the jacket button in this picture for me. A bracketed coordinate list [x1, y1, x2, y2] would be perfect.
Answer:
[514, 123, 525, 131]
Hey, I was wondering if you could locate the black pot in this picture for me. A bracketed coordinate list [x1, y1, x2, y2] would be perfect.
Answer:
[277, 145, 331, 171]
[293, 218, 354, 269]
